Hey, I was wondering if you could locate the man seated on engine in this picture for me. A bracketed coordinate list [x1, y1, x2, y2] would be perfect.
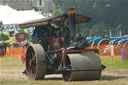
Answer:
[32, 25, 44, 43]
[32, 24, 55, 50]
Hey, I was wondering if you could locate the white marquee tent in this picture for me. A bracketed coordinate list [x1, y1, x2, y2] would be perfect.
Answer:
[0, 5, 45, 25]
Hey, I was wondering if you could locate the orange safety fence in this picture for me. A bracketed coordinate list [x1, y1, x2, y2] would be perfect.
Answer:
[6, 47, 26, 58]
[90, 44, 128, 61]
[5, 44, 128, 62]
[90, 45, 128, 56]
[98, 45, 128, 56]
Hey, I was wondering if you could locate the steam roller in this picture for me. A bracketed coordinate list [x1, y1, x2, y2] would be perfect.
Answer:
[25, 44, 102, 81]
[19, 9, 104, 81]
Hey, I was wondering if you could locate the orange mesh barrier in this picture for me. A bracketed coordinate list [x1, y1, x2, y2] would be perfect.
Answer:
[90, 44, 128, 61]
[6, 47, 26, 58]
[97, 45, 128, 56]
[5, 45, 128, 61]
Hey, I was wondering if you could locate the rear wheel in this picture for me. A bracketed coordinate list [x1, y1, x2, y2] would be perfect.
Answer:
[25, 44, 46, 80]
[97, 38, 110, 47]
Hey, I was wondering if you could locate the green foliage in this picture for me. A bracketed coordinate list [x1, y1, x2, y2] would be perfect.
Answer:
[33, 7, 38, 11]
[0, 33, 9, 41]
[19, 29, 25, 33]
[80, 28, 89, 36]
[52, 0, 128, 36]
[27, 33, 32, 42]
[52, 0, 64, 16]
[89, 23, 110, 37]
[74, 0, 83, 14]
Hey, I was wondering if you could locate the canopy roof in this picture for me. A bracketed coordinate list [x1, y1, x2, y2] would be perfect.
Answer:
[19, 14, 91, 28]
[0, 5, 45, 25]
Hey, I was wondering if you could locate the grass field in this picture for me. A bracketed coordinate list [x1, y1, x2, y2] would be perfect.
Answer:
[0, 56, 128, 85]
[103, 61, 128, 68]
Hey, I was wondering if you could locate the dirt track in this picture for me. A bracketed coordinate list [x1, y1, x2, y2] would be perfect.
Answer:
[0, 57, 128, 85]
[1, 67, 128, 83]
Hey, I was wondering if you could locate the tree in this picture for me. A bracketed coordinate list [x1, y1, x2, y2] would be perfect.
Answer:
[89, 23, 109, 37]
[0, 33, 9, 41]
[52, 0, 128, 36]
[52, 0, 64, 16]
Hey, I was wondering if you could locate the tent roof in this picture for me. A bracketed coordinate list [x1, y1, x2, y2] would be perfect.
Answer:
[0, 5, 45, 25]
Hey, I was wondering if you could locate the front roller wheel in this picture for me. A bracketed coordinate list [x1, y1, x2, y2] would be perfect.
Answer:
[62, 53, 102, 81]
[25, 44, 46, 80]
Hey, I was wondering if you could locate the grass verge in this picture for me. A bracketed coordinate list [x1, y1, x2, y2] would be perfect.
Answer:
[102, 61, 128, 69]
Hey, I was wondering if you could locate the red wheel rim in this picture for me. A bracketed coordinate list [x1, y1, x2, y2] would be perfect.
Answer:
[26, 47, 37, 80]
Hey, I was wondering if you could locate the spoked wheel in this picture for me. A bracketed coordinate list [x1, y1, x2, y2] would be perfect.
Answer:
[62, 53, 102, 81]
[26, 44, 46, 80]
